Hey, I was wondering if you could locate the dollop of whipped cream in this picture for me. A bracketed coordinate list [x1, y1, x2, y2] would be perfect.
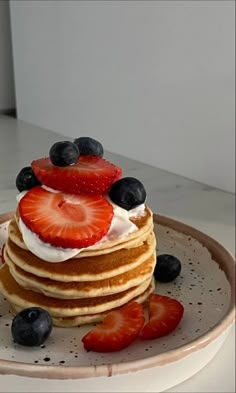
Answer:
[17, 189, 146, 263]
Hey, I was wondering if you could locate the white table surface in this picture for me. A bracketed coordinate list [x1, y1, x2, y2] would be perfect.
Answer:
[0, 115, 235, 392]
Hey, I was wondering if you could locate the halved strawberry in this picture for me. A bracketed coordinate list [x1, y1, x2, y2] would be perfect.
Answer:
[140, 294, 184, 340]
[82, 302, 145, 352]
[31, 156, 122, 195]
[0, 244, 6, 264]
[19, 186, 113, 248]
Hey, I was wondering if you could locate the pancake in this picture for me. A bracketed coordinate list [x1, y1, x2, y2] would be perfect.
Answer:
[12, 206, 154, 257]
[8, 218, 27, 250]
[9, 216, 152, 255]
[0, 264, 153, 318]
[1, 200, 157, 327]
[10, 278, 155, 327]
[6, 250, 155, 298]
[5, 232, 156, 282]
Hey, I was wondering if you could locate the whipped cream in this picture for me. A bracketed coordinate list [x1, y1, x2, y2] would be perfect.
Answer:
[18, 192, 146, 263]
[16, 186, 58, 203]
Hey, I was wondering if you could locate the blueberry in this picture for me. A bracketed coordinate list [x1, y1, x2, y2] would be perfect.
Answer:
[16, 166, 41, 192]
[154, 254, 181, 282]
[11, 307, 53, 346]
[74, 137, 104, 157]
[49, 141, 80, 166]
[109, 177, 146, 210]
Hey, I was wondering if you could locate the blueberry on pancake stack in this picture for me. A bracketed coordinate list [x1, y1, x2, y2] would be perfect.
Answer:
[0, 138, 156, 327]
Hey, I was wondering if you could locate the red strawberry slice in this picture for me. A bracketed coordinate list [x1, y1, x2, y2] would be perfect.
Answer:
[82, 301, 145, 352]
[31, 156, 122, 195]
[0, 244, 6, 264]
[140, 294, 184, 340]
[19, 186, 113, 249]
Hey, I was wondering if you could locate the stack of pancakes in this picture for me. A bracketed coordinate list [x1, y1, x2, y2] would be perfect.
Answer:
[0, 207, 156, 327]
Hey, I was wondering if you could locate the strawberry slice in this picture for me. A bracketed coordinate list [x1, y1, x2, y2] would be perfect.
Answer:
[19, 186, 113, 248]
[31, 156, 122, 195]
[140, 294, 184, 340]
[0, 244, 6, 264]
[82, 302, 145, 352]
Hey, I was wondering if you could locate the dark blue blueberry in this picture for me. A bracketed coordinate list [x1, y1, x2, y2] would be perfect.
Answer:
[74, 137, 104, 157]
[11, 307, 53, 346]
[16, 166, 41, 192]
[49, 141, 79, 166]
[154, 254, 182, 282]
[109, 177, 146, 210]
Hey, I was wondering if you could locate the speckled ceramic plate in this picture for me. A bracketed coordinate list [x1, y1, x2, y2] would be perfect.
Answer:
[0, 212, 235, 383]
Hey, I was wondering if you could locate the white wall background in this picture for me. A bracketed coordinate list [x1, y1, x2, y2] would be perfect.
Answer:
[0, 0, 15, 110]
[10, 1, 235, 192]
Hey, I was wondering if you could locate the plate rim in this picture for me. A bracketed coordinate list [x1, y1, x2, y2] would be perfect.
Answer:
[0, 211, 235, 379]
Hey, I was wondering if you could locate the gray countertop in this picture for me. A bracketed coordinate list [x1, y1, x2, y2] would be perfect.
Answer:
[0, 115, 235, 392]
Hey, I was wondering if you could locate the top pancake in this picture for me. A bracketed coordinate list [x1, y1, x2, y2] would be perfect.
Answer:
[12, 206, 154, 258]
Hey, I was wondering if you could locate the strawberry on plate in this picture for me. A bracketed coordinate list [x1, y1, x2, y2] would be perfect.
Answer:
[82, 302, 145, 352]
[31, 156, 122, 195]
[140, 294, 184, 340]
[19, 186, 113, 249]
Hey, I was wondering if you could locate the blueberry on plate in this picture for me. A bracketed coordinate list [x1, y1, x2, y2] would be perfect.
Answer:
[109, 177, 146, 210]
[49, 141, 80, 166]
[154, 254, 182, 282]
[74, 136, 104, 157]
[11, 307, 53, 346]
[16, 166, 41, 192]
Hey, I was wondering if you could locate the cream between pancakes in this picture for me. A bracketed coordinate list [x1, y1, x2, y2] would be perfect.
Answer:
[17, 191, 146, 263]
